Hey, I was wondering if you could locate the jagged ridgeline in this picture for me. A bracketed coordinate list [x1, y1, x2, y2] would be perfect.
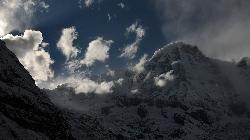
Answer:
[0, 40, 72, 139]
[48, 42, 250, 139]
[0, 40, 116, 140]
[1, 39, 250, 140]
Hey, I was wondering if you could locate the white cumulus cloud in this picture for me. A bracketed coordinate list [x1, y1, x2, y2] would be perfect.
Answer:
[1, 30, 54, 82]
[57, 27, 79, 60]
[154, 70, 175, 87]
[0, 0, 49, 36]
[81, 37, 113, 67]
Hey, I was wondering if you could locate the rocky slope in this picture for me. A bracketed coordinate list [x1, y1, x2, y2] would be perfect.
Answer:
[0, 40, 74, 139]
[0, 40, 119, 140]
[48, 42, 250, 140]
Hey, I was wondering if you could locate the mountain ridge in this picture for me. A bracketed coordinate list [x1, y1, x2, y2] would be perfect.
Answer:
[0, 39, 75, 139]
[1, 39, 250, 139]
[48, 42, 250, 139]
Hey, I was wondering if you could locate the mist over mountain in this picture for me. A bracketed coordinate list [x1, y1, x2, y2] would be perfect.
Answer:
[1, 0, 250, 139]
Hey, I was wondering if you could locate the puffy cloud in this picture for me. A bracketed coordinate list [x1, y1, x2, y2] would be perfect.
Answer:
[1, 30, 54, 82]
[132, 54, 148, 74]
[39, 75, 114, 94]
[81, 37, 113, 66]
[57, 27, 79, 60]
[0, 0, 51, 82]
[120, 22, 145, 59]
[154, 0, 250, 61]
[0, 0, 49, 36]
[64, 37, 113, 74]
[154, 70, 175, 87]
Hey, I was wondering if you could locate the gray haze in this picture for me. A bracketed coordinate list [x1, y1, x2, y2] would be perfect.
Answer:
[154, 0, 250, 61]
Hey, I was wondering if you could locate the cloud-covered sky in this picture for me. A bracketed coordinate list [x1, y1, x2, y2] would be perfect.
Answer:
[0, 0, 49, 36]
[0, 0, 249, 92]
[154, 0, 250, 61]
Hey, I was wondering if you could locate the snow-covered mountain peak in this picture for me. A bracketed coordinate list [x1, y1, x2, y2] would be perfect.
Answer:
[150, 41, 205, 63]
[144, 42, 207, 78]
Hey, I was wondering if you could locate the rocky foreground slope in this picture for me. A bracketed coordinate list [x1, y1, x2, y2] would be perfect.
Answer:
[0, 40, 117, 140]
[0, 40, 74, 139]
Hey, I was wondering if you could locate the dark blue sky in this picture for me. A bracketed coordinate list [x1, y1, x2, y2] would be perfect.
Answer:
[31, 0, 167, 75]
[1, 0, 249, 86]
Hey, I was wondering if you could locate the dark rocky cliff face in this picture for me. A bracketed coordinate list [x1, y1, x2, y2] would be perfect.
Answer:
[0, 40, 74, 139]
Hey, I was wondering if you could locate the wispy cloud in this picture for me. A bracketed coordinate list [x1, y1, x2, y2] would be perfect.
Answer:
[132, 54, 148, 74]
[120, 22, 146, 59]
[79, 0, 104, 8]
[117, 2, 125, 9]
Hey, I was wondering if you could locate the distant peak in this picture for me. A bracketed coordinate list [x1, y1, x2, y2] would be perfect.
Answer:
[237, 57, 250, 68]
[150, 41, 204, 63]
[151, 41, 184, 59]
